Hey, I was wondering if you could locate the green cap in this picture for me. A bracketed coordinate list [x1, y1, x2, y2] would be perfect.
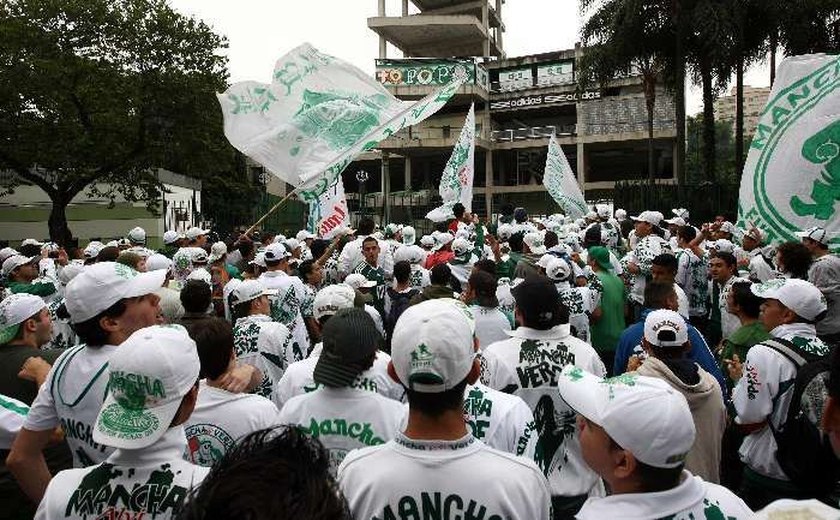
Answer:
[588, 246, 613, 271]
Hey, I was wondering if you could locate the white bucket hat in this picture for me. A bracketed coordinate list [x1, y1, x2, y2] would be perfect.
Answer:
[93, 325, 200, 450]
[391, 299, 476, 393]
[0, 293, 47, 344]
[557, 366, 695, 469]
[750, 278, 828, 322]
[64, 262, 166, 324]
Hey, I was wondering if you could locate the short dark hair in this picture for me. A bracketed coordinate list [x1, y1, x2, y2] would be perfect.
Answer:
[469, 270, 498, 308]
[544, 231, 558, 249]
[473, 259, 496, 277]
[177, 427, 350, 520]
[189, 318, 234, 380]
[730, 281, 763, 318]
[362, 236, 378, 248]
[237, 240, 254, 257]
[116, 252, 143, 270]
[18, 244, 41, 257]
[776, 241, 813, 280]
[652, 254, 678, 276]
[405, 378, 468, 418]
[357, 218, 375, 236]
[71, 299, 129, 347]
[96, 246, 120, 263]
[508, 232, 525, 253]
[180, 280, 212, 314]
[677, 226, 697, 243]
[644, 281, 676, 310]
[430, 263, 451, 286]
[712, 251, 737, 268]
[298, 260, 317, 285]
[309, 239, 330, 260]
[393, 261, 411, 284]
[452, 202, 465, 218]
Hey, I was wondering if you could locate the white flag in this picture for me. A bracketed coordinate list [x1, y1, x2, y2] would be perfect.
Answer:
[217, 43, 464, 203]
[426, 104, 475, 222]
[544, 133, 587, 219]
[738, 54, 840, 251]
[309, 175, 350, 239]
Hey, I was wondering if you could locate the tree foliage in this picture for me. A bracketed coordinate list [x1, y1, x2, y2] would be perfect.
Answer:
[0, 0, 236, 244]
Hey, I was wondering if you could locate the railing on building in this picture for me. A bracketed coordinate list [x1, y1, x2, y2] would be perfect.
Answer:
[490, 73, 575, 93]
[490, 125, 576, 142]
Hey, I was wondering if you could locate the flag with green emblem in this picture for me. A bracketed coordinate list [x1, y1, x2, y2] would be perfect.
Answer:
[543, 133, 587, 219]
[217, 43, 465, 204]
[426, 104, 475, 222]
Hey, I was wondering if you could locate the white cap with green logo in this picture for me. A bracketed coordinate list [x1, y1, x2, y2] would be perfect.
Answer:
[0, 294, 46, 344]
[64, 262, 166, 324]
[93, 324, 200, 450]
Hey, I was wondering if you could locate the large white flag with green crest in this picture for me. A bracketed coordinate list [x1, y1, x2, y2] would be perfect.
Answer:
[737, 54, 840, 251]
[543, 133, 587, 219]
[217, 43, 464, 204]
[426, 104, 475, 222]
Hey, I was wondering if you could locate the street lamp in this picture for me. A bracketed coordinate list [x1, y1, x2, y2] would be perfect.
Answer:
[356, 170, 369, 222]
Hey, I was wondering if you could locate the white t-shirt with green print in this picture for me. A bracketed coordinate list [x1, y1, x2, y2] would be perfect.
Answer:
[232, 314, 292, 401]
[463, 383, 537, 460]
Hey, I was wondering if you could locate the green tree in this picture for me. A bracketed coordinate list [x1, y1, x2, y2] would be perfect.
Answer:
[0, 0, 234, 245]
[686, 114, 738, 184]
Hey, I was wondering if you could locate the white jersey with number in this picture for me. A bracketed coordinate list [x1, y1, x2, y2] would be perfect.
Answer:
[481, 324, 606, 497]
[0, 394, 28, 450]
[184, 382, 281, 467]
[35, 427, 209, 520]
[278, 386, 406, 475]
[258, 271, 312, 359]
[464, 383, 537, 459]
[576, 471, 752, 520]
[24, 344, 118, 467]
[272, 344, 405, 408]
[232, 314, 292, 400]
[338, 433, 551, 520]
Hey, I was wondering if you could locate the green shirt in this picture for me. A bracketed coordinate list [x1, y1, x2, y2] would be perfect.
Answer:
[354, 262, 386, 315]
[590, 270, 626, 352]
[7, 280, 56, 297]
[718, 320, 770, 390]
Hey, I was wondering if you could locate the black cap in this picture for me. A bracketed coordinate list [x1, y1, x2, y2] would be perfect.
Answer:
[511, 275, 562, 328]
[313, 308, 381, 387]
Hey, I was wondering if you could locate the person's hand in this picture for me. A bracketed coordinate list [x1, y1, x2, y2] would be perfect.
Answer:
[56, 249, 69, 266]
[626, 262, 640, 275]
[18, 357, 52, 387]
[626, 355, 642, 372]
[218, 364, 257, 393]
[725, 354, 743, 382]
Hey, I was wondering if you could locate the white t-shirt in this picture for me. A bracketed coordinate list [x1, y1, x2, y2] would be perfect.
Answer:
[35, 427, 209, 520]
[0, 394, 28, 450]
[555, 282, 594, 343]
[232, 314, 293, 400]
[674, 282, 690, 319]
[184, 382, 281, 467]
[279, 386, 406, 475]
[464, 383, 537, 459]
[409, 265, 431, 290]
[258, 270, 312, 359]
[338, 432, 551, 520]
[576, 471, 752, 519]
[24, 344, 118, 467]
[481, 325, 606, 497]
[272, 344, 405, 408]
[472, 305, 512, 350]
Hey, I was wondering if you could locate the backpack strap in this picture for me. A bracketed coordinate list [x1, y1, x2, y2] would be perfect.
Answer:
[762, 338, 809, 368]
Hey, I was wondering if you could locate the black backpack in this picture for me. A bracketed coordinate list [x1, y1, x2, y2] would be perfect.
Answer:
[385, 287, 418, 348]
[763, 338, 840, 496]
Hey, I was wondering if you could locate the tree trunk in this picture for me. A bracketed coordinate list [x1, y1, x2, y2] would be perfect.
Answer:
[645, 76, 657, 185]
[769, 32, 777, 86]
[735, 57, 745, 178]
[48, 196, 74, 247]
[701, 60, 716, 184]
[673, 0, 686, 187]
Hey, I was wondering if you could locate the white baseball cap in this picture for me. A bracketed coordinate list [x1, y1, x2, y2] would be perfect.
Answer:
[128, 227, 146, 244]
[796, 226, 830, 245]
[391, 299, 476, 393]
[145, 254, 171, 272]
[2, 255, 37, 277]
[229, 280, 277, 308]
[84, 241, 105, 258]
[672, 208, 690, 221]
[0, 247, 19, 264]
[58, 263, 85, 285]
[249, 252, 267, 269]
[208, 242, 227, 263]
[536, 254, 556, 269]
[663, 216, 686, 227]
[713, 239, 735, 254]
[285, 238, 301, 252]
[595, 204, 611, 219]
[546, 257, 572, 282]
[614, 209, 627, 220]
[451, 237, 472, 256]
[21, 238, 44, 247]
[264, 242, 289, 262]
[557, 366, 695, 469]
[644, 309, 689, 347]
[186, 267, 211, 286]
[93, 325, 200, 450]
[402, 226, 416, 245]
[497, 223, 514, 240]
[394, 244, 425, 265]
[419, 235, 435, 248]
[185, 227, 209, 241]
[313, 284, 356, 320]
[296, 230, 316, 241]
[523, 232, 547, 255]
[750, 278, 828, 322]
[344, 273, 376, 289]
[433, 233, 454, 251]
[65, 262, 166, 323]
[0, 293, 47, 344]
[631, 211, 663, 227]
[162, 230, 180, 245]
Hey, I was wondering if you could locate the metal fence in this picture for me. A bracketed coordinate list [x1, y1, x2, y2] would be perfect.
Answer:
[612, 181, 740, 223]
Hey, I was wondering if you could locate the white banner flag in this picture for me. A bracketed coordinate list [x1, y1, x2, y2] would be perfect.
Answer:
[217, 43, 465, 203]
[544, 133, 587, 219]
[738, 54, 840, 251]
[426, 104, 475, 222]
[308, 175, 350, 239]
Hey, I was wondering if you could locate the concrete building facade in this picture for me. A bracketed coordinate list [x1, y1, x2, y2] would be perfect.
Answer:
[714, 85, 772, 136]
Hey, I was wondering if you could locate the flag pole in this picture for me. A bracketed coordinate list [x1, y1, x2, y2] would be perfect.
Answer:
[243, 188, 299, 237]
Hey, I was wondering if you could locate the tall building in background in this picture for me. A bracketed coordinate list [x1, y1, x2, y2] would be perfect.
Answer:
[714, 85, 772, 136]
[345, 0, 677, 230]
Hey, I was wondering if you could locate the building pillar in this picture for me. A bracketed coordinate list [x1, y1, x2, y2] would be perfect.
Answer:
[495, 0, 503, 53]
[402, 0, 409, 16]
[485, 149, 493, 219]
[404, 155, 412, 190]
[382, 151, 391, 223]
[576, 141, 586, 196]
[482, 1, 490, 57]
[378, 0, 387, 58]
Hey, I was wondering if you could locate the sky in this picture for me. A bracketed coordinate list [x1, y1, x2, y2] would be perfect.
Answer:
[169, 0, 773, 115]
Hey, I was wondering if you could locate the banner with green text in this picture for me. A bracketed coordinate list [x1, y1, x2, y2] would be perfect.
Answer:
[543, 133, 587, 219]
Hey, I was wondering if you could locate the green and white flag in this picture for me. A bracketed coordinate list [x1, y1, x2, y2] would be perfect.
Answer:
[217, 43, 464, 203]
[544, 133, 587, 219]
[738, 54, 840, 251]
[308, 175, 349, 240]
[426, 104, 475, 222]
